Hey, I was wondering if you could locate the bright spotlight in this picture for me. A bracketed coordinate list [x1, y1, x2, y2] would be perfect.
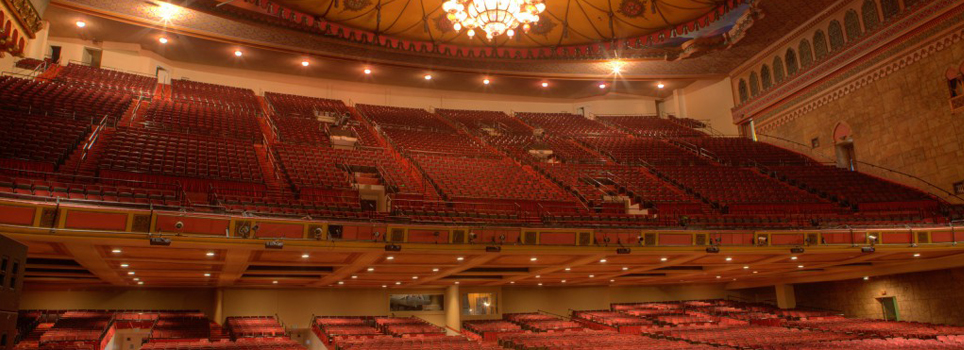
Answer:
[234, 50, 243, 57]
[158, 37, 169, 44]
[76, 21, 87, 28]
[158, 2, 178, 21]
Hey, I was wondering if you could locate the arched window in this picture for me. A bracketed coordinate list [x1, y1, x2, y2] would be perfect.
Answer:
[738, 79, 749, 104]
[750, 72, 760, 96]
[862, 0, 880, 31]
[845, 10, 862, 41]
[785, 49, 799, 76]
[773, 56, 786, 83]
[813, 30, 829, 60]
[761, 65, 773, 90]
[881, 0, 899, 20]
[828, 20, 845, 50]
[799, 40, 814, 68]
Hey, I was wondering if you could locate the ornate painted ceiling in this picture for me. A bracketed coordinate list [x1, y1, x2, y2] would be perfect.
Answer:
[262, 0, 725, 47]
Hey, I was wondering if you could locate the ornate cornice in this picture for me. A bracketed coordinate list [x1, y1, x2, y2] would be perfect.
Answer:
[731, 0, 962, 124]
[753, 5, 964, 132]
[3, 0, 43, 37]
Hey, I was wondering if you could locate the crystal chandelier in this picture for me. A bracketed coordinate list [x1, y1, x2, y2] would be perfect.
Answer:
[442, 0, 547, 39]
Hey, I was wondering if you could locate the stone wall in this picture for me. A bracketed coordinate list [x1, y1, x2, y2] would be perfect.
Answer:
[760, 41, 964, 199]
[795, 267, 964, 325]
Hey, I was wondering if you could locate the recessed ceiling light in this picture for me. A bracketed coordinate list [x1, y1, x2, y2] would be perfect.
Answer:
[137, 281, 144, 285]
[76, 20, 86, 28]
[120, 264, 129, 268]
[301, 60, 309, 67]
[622, 267, 628, 271]
[454, 281, 460, 284]
[564, 267, 571, 271]
[537, 283, 543, 286]
[598, 84, 606, 89]
[386, 256, 394, 260]
[234, 50, 243, 57]
[158, 37, 168, 44]
[128, 271, 135, 275]
[660, 257, 668, 262]
[112, 249, 122, 254]
[456, 257, 464, 261]
[743, 265, 750, 269]
[382, 285, 387, 288]
[752, 271, 758, 274]
[483, 78, 490, 85]
[424, 74, 432, 80]
[863, 276, 870, 281]
[791, 256, 798, 260]
[599, 259, 607, 263]
[302, 253, 310, 258]
[412, 276, 419, 279]
[535, 275, 541, 278]
[273, 280, 278, 284]
[351, 275, 358, 279]
[338, 281, 344, 285]
[204, 273, 211, 277]
[133, 278, 139, 281]
[716, 276, 721, 279]
[395, 281, 401, 285]
[364, 68, 372, 74]
[725, 257, 733, 261]
[206, 252, 215, 257]
[541, 82, 549, 88]
[158, 2, 177, 21]
[609, 279, 615, 282]
[588, 274, 595, 278]
[530, 257, 538, 261]
[367, 267, 375, 272]
[657, 82, 665, 89]
[913, 253, 921, 257]
[510, 281, 515, 284]
[797, 265, 804, 268]
[432, 268, 440, 272]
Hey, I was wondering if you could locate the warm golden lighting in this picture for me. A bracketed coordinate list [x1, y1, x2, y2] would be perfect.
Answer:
[657, 82, 665, 89]
[157, 2, 179, 21]
[483, 78, 490, 85]
[301, 60, 310, 67]
[76, 20, 86, 28]
[158, 37, 169, 44]
[234, 50, 243, 57]
[364, 68, 372, 74]
[443, 0, 546, 38]
[541, 82, 548, 87]
[609, 60, 624, 74]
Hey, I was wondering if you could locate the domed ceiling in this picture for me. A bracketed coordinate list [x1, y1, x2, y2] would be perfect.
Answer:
[264, 0, 724, 47]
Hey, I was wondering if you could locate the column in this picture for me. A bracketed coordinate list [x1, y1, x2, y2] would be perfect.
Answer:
[775, 284, 796, 309]
[214, 288, 224, 324]
[445, 285, 460, 332]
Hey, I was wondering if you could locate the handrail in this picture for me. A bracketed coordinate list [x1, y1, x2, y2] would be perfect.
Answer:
[759, 133, 964, 203]
[0, 166, 183, 192]
[79, 114, 111, 163]
[128, 95, 145, 127]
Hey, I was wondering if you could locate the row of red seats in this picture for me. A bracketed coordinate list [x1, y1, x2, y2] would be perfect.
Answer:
[334, 336, 503, 350]
[579, 137, 709, 166]
[498, 330, 721, 350]
[485, 134, 605, 163]
[357, 104, 454, 131]
[142, 100, 261, 142]
[269, 116, 329, 145]
[783, 337, 964, 350]
[99, 128, 264, 184]
[770, 165, 939, 211]
[0, 76, 133, 122]
[683, 137, 812, 166]
[151, 317, 212, 341]
[411, 154, 575, 203]
[273, 144, 425, 196]
[140, 338, 305, 350]
[655, 166, 834, 213]
[171, 79, 259, 110]
[59, 63, 156, 97]
[382, 128, 494, 158]
[650, 324, 860, 348]
[786, 317, 964, 339]
[0, 111, 91, 171]
[598, 115, 706, 138]
[0, 175, 181, 206]
[516, 112, 623, 137]
[225, 316, 286, 338]
[437, 108, 532, 134]
[264, 91, 349, 118]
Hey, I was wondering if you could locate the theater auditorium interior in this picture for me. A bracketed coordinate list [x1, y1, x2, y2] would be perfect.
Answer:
[1, 0, 964, 348]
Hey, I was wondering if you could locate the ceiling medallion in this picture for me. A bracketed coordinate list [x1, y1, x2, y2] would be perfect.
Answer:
[617, 0, 647, 18]
[343, 0, 372, 11]
[442, 0, 547, 39]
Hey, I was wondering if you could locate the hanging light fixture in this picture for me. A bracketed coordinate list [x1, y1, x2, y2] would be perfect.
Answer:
[443, 0, 546, 39]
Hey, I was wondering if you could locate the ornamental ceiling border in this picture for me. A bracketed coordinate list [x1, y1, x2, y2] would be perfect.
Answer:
[729, 0, 851, 78]
[4, 0, 44, 37]
[225, 0, 749, 61]
[754, 12, 964, 133]
[52, 0, 737, 77]
[731, 0, 961, 124]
